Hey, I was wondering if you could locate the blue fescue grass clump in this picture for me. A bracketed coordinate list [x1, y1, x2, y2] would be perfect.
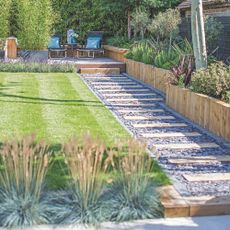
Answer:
[105, 140, 163, 222]
[0, 62, 75, 73]
[0, 135, 51, 228]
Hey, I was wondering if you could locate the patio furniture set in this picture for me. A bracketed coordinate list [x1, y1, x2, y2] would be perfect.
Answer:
[48, 31, 104, 59]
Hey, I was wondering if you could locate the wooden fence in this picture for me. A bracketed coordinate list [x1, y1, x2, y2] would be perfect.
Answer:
[166, 84, 230, 141]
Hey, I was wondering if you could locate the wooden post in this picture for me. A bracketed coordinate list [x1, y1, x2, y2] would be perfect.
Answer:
[5, 37, 17, 59]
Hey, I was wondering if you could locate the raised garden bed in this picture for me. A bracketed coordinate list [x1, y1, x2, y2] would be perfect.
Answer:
[166, 84, 230, 142]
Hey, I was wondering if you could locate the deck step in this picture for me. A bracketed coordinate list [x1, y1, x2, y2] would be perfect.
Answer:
[80, 68, 120, 75]
[118, 109, 164, 113]
[169, 155, 230, 164]
[154, 142, 219, 150]
[183, 173, 230, 182]
[107, 98, 163, 102]
[142, 132, 201, 138]
[133, 123, 188, 128]
[124, 115, 175, 121]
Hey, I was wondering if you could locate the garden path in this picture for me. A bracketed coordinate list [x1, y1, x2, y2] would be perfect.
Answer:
[81, 73, 230, 198]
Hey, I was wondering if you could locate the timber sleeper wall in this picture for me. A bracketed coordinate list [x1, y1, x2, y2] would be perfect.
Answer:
[166, 84, 230, 142]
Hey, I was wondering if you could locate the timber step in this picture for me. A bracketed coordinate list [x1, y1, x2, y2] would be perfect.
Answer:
[80, 68, 120, 75]
[133, 122, 188, 128]
[183, 173, 230, 182]
[118, 109, 164, 113]
[154, 142, 220, 150]
[142, 132, 201, 138]
[98, 89, 150, 92]
[107, 98, 163, 102]
[160, 186, 230, 217]
[124, 115, 175, 121]
[169, 155, 230, 164]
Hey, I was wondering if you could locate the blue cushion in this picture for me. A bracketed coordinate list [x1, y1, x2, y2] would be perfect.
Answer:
[48, 36, 60, 49]
[86, 37, 101, 49]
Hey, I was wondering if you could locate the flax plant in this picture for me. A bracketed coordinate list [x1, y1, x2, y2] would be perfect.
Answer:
[49, 134, 114, 225]
[0, 135, 50, 228]
[107, 139, 163, 221]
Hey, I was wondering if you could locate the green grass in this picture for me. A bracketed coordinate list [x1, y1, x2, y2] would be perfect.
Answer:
[0, 73, 129, 143]
[0, 72, 170, 188]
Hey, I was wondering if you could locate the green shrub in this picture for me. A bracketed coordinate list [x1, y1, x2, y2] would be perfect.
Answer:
[125, 42, 155, 65]
[0, 62, 76, 73]
[148, 9, 181, 44]
[0, 135, 51, 228]
[154, 50, 180, 70]
[17, 0, 53, 50]
[106, 36, 134, 49]
[190, 62, 230, 101]
[0, 0, 11, 39]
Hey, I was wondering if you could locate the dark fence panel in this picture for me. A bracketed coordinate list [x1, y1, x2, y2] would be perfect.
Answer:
[179, 16, 230, 62]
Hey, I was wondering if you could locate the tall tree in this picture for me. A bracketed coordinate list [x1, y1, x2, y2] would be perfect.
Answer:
[191, 0, 207, 69]
[0, 0, 12, 38]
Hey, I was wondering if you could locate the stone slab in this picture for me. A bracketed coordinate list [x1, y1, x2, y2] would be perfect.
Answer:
[92, 82, 135, 85]
[103, 93, 157, 97]
[98, 89, 150, 92]
[94, 85, 143, 89]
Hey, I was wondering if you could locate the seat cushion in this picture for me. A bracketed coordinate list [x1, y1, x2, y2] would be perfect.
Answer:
[48, 36, 60, 49]
[86, 37, 101, 49]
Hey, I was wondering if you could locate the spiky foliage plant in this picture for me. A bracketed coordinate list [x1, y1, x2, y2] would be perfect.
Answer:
[48, 134, 113, 225]
[106, 139, 163, 222]
[0, 135, 50, 228]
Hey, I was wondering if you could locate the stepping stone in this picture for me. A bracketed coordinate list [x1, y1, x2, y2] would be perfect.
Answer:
[133, 123, 188, 128]
[118, 109, 164, 113]
[92, 82, 137, 86]
[154, 142, 220, 150]
[107, 98, 163, 102]
[183, 173, 230, 182]
[142, 132, 201, 138]
[124, 115, 175, 121]
[111, 104, 156, 107]
[94, 85, 143, 89]
[91, 81, 134, 84]
[103, 93, 157, 97]
[169, 155, 230, 164]
[98, 89, 150, 92]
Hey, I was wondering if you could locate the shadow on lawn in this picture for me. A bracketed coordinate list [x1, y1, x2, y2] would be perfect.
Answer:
[0, 92, 104, 107]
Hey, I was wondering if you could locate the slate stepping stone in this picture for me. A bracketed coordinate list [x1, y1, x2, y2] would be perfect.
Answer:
[95, 85, 143, 89]
[98, 89, 150, 92]
[103, 93, 157, 97]
[91, 81, 134, 84]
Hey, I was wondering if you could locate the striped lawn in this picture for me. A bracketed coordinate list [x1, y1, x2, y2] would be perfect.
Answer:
[0, 73, 129, 144]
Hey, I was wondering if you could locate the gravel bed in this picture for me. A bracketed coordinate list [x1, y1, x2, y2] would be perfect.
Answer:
[81, 73, 230, 197]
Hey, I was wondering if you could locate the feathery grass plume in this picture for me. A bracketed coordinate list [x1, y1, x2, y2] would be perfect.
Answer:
[106, 139, 163, 222]
[49, 133, 114, 225]
[0, 134, 50, 228]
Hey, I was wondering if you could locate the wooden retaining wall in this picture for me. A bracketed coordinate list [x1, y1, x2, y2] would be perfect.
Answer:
[103, 45, 128, 62]
[166, 84, 230, 141]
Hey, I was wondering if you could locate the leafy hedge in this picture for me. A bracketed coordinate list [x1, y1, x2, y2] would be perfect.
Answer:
[0, 62, 76, 73]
